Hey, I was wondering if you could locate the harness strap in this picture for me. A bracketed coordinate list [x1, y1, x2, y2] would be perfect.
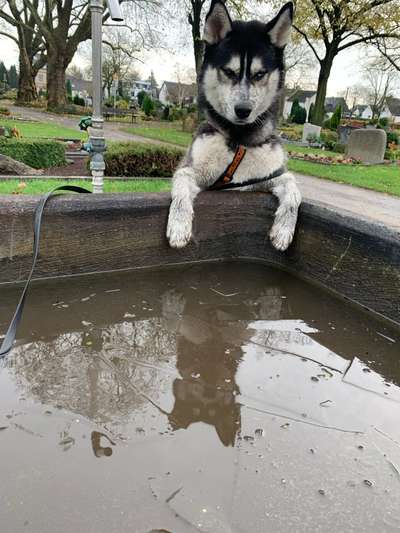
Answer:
[0, 185, 91, 359]
[210, 165, 286, 190]
[210, 145, 247, 189]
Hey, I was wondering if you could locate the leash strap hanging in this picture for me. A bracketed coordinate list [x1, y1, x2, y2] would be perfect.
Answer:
[0, 185, 92, 359]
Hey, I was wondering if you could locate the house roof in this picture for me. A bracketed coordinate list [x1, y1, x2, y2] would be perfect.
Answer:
[287, 89, 316, 103]
[161, 81, 197, 100]
[325, 96, 349, 113]
[352, 104, 369, 113]
[386, 97, 400, 117]
[66, 75, 92, 94]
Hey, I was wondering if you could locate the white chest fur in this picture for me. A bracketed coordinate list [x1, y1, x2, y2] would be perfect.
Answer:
[190, 133, 285, 187]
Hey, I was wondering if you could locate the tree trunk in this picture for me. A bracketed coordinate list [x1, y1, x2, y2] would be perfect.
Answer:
[190, 1, 204, 78]
[47, 50, 67, 111]
[17, 50, 38, 104]
[0, 154, 42, 175]
[312, 57, 334, 126]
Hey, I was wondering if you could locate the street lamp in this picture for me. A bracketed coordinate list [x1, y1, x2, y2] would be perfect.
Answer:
[89, 0, 123, 193]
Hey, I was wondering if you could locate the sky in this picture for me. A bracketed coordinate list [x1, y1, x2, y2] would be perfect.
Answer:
[0, 7, 398, 100]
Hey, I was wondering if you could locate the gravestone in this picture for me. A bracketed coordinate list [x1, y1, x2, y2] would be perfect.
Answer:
[338, 125, 357, 145]
[347, 129, 387, 164]
[302, 123, 321, 143]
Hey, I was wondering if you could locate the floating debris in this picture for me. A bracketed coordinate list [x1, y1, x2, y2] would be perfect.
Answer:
[320, 400, 333, 407]
[358, 445, 364, 450]
[82, 320, 92, 326]
[318, 489, 325, 496]
[363, 479, 373, 487]
[210, 288, 240, 298]
[59, 436, 75, 447]
[254, 428, 264, 438]
[0, 426, 8, 431]
[280, 423, 290, 429]
[243, 435, 255, 442]
[311, 376, 319, 382]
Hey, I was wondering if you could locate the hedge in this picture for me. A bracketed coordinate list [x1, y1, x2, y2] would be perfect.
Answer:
[104, 142, 184, 177]
[0, 138, 66, 169]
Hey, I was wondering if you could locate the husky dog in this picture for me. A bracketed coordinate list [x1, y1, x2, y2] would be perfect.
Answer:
[166, 0, 301, 251]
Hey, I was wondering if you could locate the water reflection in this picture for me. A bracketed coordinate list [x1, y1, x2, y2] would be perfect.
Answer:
[5, 280, 285, 448]
[91, 431, 115, 458]
[3, 263, 399, 454]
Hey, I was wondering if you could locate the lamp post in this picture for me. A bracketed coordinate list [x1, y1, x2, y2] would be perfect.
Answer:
[89, 0, 123, 193]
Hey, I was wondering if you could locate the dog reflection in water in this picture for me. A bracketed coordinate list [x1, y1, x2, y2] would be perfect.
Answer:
[161, 289, 252, 447]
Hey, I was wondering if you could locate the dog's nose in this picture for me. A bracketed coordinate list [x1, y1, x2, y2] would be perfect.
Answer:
[234, 103, 252, 119]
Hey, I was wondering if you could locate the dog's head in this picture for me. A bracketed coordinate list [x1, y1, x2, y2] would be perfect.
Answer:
[200, 1, 293, 127]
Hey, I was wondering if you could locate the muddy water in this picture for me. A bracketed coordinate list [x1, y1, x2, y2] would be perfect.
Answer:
[1, 262, 400, 533]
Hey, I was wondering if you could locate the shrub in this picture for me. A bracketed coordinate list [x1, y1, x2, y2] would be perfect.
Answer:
[137, 90, 147, 107]
[308, 102, 314, 123]
[387, 131, 399, 146]
[290, 100, 307, 124]
[170, 106, 186, 121]
[0, 106, 10, 116]
[162, 105, 171, 121]
[104, 142, 184, 177]
[332, 142, 345, 153]
[73, 95, 85, 106]
[142, 94, 155, 116]
[378, 117, 389, 128]
[0, 138, 66, 168]
[116, 99, 129, 109]
[329, 104, 342, 131]
[320, 130, 338, 150]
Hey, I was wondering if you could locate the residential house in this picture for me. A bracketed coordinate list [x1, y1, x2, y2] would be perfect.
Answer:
[325, 97, 349, 118]
[129, 79, 158, 100]
[159, 81, 197, 106]
[351, 104, 373, 120]
[283, 89, 316, 121]
[66, 75, 92, 104]
[380, 97, 400, 124]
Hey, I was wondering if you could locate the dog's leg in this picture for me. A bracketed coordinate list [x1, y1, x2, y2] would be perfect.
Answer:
[268, 172, 301, 251]
[167, 167, 201, 248]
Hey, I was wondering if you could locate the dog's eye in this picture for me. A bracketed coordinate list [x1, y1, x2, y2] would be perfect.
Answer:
[221, 68, 237, 80]
[252, 71, 267, 81]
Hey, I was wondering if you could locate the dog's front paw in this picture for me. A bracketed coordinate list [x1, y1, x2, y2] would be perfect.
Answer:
[270, 205, 297, 251]
[167, 205, 193, 249]
[270, 224, 294, 251]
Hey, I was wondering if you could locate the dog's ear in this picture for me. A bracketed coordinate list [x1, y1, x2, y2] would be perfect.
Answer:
[203, 0, 233, 45]
[267, 2, 293, 48]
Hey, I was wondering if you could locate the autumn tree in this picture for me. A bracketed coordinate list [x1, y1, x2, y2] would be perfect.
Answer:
[286, 0, 400, 125]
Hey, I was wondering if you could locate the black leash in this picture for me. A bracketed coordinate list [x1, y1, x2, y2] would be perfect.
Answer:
[209, 165, 286, 190]
[0, 185, 91, 359]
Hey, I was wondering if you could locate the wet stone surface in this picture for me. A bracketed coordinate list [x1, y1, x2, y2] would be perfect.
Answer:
[0, 262, 400, 533]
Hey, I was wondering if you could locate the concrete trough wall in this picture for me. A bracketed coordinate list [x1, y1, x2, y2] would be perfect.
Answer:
[1, 192, 399, 325]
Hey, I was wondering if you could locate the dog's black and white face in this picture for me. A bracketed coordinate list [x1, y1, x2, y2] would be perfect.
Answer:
[200, 1, 293, 127]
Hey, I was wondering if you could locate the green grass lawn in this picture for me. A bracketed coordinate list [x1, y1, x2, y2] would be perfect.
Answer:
[0, 179, 171, 195]
[288, 159, 400, 197]
[0, 119, 86, 140]
[122, 125, 192, 147]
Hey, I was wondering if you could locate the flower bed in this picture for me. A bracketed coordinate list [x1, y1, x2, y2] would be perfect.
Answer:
[288, 151, 361, 165]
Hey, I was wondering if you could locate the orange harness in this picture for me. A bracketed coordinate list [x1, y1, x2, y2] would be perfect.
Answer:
[209, 145, 285, 190]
